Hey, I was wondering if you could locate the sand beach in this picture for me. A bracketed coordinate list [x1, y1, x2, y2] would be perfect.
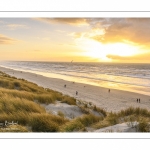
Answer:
[0, 66, 150, 113]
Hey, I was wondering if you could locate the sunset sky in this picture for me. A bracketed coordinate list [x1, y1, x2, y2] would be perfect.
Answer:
[0, 18, 150, 63]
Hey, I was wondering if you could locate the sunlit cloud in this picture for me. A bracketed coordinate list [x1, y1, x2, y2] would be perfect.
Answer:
[70, 28, 105, 40]
[0, 34, 16, 44]
[88, 18, 150, 49]
[107, 52, 150, 62]
[35, 18, 89, 26]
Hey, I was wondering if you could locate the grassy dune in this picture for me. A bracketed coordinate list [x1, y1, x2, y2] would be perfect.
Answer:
[0, 71, 150, 132]
[0, 71, 106, 132]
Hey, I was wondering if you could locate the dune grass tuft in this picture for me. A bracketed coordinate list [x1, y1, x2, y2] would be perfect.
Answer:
[29, 113, 68, 132]
[93, 105, 107, 117]
[60, 114, 102, 132]
[60, 120, 84, 132]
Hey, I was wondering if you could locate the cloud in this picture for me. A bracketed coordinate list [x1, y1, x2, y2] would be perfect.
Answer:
[0, 20, 5, 24]
[7, 24, 28, 30]
[107, 54, 132, 60]
[88, 18, 150, 48]
[0, 34, 16, 44]
[55, 30, 66, 33]
[70, 28, 105, 40]
[107, 53, 150, 62]
[67, 18, 150, 50]
[35, 18, 89, 26]
[34, 18, 150, 52]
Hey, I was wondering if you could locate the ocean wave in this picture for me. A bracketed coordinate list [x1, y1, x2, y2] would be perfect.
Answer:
[48, 71, 150, 88]
[1, 61, 150, 88]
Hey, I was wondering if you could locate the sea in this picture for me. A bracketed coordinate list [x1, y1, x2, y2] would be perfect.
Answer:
[0, 61, 150, 96]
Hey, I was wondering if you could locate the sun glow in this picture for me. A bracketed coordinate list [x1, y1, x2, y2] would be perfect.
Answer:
[79, 39, 140, 62]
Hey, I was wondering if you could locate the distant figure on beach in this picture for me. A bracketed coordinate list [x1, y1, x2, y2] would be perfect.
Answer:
[64, 84, 66, 88]
[137, 99, 138, 103]
[76, 91, 78, 95]
[108, 89, 110, 93]
[139, 98, 140, 103]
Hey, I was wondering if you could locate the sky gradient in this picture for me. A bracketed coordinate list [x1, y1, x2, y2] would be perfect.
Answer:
[0, 18, 150, 63]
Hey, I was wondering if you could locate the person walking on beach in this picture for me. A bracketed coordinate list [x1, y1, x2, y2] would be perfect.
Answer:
[64, 84, 66, 88]
[108, 89, 110, 93]
[137, 98, 138, 103]
[139, 98, 140, 103]
[76, 91, 78, 95]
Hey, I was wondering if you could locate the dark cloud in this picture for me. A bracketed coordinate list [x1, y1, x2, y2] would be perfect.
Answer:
[0, 34, 16, 44]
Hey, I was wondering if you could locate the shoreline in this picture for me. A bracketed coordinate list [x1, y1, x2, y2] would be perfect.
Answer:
[0, 66, 150, 112]
[1, 64, 150, 96]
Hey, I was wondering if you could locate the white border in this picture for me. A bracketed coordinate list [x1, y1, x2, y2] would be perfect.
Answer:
[0, 0, 150, 11]
[0, 133, 150, 138]
[0, 12, 150, 18]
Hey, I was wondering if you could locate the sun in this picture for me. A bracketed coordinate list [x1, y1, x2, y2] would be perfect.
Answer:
[78, 38, 141, 62]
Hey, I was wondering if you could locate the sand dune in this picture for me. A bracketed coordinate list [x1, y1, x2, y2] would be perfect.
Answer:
[94, 122, 138, 132]
[41, 101, 84, 119]
[0, 66, 150, 112]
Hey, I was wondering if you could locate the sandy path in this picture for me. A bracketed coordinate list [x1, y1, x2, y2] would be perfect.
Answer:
[1, 66, 150, 112]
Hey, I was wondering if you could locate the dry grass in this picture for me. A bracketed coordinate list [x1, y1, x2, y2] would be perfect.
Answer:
[1, 71, 150, 132]
[0, 96, 46, 113]
[60, 95, 76, 105]
[29, 113, 69, 132]
[0, 72, 76, 132]
[77, 114, 102, 127]
[78, 106, 90, 114]
[136, 118, 150, 132]
[93, 105, 107, 117]
[60, 114, 102, 132]
[93, 107, 150, 131]
[92, 114, 117, 129]
[57, 111, 65, 118]
[60, 120, 84, 132]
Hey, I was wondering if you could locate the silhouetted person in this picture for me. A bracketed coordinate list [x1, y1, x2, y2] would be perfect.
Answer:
[76, 91, 78, 95]
[137, 99, 138, 103]
[64, 84, 66, 88]
[108, 89, 110, 93]
[139, 98, 140, 103]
